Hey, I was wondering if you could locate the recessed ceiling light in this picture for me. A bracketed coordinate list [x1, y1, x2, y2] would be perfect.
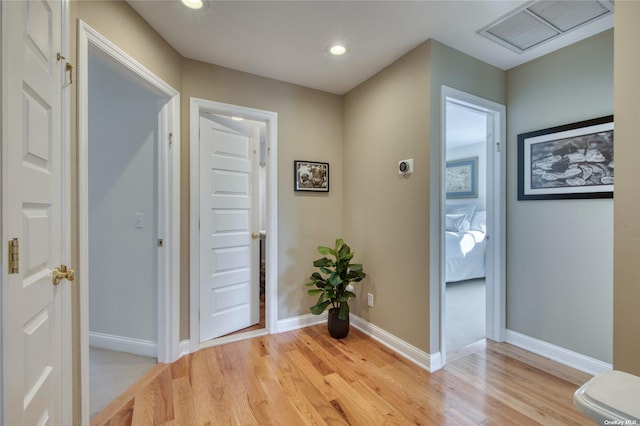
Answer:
[329, 45, 347, 56]
[231, 116, 244, 121]
[181, 0, 203, 10]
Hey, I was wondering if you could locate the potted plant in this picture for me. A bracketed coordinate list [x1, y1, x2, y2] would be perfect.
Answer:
[305, 238, 366, 338]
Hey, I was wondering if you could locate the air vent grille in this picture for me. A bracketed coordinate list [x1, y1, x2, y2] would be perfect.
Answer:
[486, 10, 560, 51]
[478, 0, 614, 54]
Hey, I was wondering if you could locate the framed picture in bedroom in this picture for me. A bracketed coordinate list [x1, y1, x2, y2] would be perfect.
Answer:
[294, 160, 329, 192]
[517, 115, 614, 200]
[446, 157, 478, 199]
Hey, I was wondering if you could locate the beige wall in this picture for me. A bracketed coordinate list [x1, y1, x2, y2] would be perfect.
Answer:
[75, 0, 182, 90]
[506, 30, 614, 363]
[64, 0, 640, 420]
[181, 59, 344, 332]
[428, 41, 506, 351]
[614, 1, 640, 375]
[344, 42, 432, 351]
[343, 40, 505, 353]
[73, 0, 344, 352]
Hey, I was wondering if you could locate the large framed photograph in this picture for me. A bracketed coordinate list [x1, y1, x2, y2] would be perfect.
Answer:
[518, 115, 614, 200]
[446, 157, 478, 199]
[294, 160, 329, 192]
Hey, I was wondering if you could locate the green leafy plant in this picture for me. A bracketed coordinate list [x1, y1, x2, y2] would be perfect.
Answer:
[305, 239, 366, 320]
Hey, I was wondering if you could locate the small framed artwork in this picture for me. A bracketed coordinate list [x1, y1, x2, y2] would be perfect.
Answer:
[446, 157, 478, 199]
[294, 160, 329, 192]
[518, 115, 614, 200]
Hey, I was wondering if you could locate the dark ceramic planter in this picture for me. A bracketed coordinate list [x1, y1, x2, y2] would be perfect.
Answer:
[327, 307, 349, 339]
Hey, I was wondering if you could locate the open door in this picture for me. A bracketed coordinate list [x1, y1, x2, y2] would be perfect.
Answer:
[198, 114, 260, 341]
[1, 1, 72, 424]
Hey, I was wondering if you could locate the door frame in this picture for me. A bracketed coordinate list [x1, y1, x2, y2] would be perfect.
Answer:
[77, 20, 180, 423]
[189, 98, 278, 351]
[1, 0, 72, 423]
[433, 86, 506, 366]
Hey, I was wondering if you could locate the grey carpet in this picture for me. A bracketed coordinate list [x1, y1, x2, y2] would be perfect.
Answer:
[90, 347, 156, 418]
[446, 278, 486, 353]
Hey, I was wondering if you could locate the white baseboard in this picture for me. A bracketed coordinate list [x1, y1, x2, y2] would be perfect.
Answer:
[275, 312, 327, 333]
[183, 313, 325, 356]
[179, 340, 190, 358]
[89, 331, 157, 358]
[274, 313, 440, 372]
[505, 329, 612, 376]
[199, 329, 269, 350]
[350, 315, 442, 372]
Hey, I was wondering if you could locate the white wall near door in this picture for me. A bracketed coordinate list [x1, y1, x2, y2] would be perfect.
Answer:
[88, 53, 160, 352]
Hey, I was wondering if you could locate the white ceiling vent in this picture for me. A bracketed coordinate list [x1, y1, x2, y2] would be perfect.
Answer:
[478, 0, 614, 54]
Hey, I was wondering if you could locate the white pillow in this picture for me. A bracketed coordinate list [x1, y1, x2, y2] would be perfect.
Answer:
[446, 204, 475, 232]
[470, 210, 486, 233]
[445, 213, 466, 232]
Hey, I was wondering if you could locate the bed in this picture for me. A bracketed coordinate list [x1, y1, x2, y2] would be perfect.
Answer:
[445, 206, 486, 282]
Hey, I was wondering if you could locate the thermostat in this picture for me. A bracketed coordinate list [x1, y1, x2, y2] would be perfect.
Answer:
[398, 159, 413, 175]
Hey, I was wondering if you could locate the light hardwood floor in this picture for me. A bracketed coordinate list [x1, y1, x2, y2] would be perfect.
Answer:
[91, 325, 593, 425]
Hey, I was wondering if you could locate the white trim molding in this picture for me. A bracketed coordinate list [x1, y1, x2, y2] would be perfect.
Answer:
[276, 313, 328, 333]
[351, 316, 442, 372]
[89, 332, 157, 358]
[434, 86, 507, 364]
[505, 329, 612, 376]
[77, 20, 181, 426]
[179, 340, 191, 359]
[272, 314, 442, 372]
[200, 329, 270, 350]
[60, 1, 72, 424]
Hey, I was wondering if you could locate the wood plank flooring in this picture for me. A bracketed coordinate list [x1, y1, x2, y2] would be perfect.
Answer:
[91, 325, 593, 425]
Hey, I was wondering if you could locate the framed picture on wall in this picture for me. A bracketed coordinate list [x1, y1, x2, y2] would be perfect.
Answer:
[446, 157, 478, 199]
[517, 115, 614, 200]
[294, 160, 329, 192]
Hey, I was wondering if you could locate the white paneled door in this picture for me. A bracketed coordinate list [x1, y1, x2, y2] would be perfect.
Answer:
[2, 1, 68, 424]
[199, 115, 259, 341]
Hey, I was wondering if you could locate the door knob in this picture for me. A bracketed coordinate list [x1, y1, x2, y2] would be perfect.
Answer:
[251, 232, 260, 240]
[52, 264, 75, 286]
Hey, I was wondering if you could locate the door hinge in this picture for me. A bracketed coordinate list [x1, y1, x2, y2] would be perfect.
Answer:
[8, 238, 19, 274]
[169, 132, 173, 147]
[496, 142, 501, 152]
[157, 239, 164, 247]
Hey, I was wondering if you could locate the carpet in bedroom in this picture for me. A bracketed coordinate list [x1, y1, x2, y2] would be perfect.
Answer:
[90, 347, 156, 418]
[446, 278, 486, 353]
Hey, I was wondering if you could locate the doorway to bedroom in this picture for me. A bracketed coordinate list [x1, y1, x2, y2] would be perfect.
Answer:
[444, 100, 488, 356]
[441, 87, 506, 362]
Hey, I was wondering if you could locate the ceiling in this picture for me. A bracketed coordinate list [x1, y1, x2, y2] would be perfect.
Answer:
[126, 0, 614, 95]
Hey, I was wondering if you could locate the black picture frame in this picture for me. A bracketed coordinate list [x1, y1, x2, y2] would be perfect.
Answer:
[517, 115, 614, 200]
[294, 160, 329, 192]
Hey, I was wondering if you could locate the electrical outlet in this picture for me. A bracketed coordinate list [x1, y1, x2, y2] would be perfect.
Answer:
[135, 212, 144, 229]
[367, 293, 374, 308]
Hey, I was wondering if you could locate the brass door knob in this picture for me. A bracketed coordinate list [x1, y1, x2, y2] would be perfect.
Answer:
[52, 264, 75, 286]
[251, 232, 260, 240]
